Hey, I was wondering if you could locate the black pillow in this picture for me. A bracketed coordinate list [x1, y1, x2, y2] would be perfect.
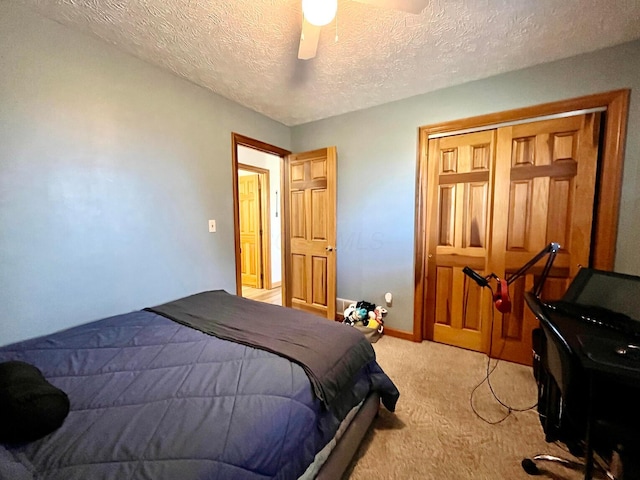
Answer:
[0, 361, 70, 444]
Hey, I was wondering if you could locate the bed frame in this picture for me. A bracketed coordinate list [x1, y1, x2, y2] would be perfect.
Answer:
[316, 392, 381, 479]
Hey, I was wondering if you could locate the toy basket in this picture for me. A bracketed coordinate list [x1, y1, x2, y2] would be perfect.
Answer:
[342, 300, 386, 343]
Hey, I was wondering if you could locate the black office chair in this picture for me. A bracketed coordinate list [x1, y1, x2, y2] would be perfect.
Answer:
[522, 320, 601, 477]
[523, 318, 639, 479]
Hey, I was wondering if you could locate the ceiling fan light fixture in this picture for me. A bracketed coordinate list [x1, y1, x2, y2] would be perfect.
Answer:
[302, 0, 338, 26]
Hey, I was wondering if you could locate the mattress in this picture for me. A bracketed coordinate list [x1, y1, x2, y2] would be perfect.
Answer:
[0, 304, 398, 480]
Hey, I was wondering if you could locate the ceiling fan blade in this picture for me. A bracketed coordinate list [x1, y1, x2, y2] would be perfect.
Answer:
[298, 19, 322, 60]
[351, 0, 428, 14]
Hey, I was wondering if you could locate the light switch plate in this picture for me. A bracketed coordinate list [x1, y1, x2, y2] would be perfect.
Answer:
[208, 219, 216, 233]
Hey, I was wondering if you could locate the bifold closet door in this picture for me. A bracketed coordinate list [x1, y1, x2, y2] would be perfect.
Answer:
[488, 112, 601, 364]
[426, 113, 601, 364]
[427, 130, 496, 353]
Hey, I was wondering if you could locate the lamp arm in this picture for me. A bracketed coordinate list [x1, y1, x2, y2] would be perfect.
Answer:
[505, 242, 561, 296]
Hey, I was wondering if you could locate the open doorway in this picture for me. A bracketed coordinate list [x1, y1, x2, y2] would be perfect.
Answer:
[231, 134, 290, 306]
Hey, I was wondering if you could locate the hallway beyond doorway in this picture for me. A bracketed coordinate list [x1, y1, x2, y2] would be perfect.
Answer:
[242, 286, 282, 306]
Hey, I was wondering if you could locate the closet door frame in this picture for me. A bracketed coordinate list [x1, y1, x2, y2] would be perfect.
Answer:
[414, 89, 630, 342]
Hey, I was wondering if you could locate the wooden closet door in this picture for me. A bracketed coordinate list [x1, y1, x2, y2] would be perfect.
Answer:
[427, 131, 496, 352]
[489, 113, 601, 364]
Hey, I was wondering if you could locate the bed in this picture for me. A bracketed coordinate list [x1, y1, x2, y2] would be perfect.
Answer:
[0, 290, 399, 480]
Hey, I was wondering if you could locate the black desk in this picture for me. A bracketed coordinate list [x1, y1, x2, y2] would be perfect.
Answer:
[525, 292, 640, 479]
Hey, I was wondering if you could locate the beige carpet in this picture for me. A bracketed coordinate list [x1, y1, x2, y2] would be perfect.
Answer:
[345, 336, 600, 480]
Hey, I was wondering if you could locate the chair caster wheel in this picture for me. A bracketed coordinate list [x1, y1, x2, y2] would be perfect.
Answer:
[522, 458, 541, 475]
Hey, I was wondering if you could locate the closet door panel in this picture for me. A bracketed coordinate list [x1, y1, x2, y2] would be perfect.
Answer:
[489, 113, 601, 364]
[427, 131, 496, 353]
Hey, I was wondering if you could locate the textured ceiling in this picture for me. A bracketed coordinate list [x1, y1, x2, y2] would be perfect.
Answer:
[10, 0, 640, 126]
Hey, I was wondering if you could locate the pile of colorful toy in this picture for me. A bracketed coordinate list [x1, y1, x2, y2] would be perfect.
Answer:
[343, 300, 387, 334]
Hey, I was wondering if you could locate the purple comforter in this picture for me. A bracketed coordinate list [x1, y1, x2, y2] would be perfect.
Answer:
[0, 306, 398, 479]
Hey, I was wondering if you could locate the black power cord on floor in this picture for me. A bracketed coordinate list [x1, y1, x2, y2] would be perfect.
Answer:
[466, 283, 538, 425]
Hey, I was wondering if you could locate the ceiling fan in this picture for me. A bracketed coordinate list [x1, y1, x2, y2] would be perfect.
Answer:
[298, 0, 429, 60]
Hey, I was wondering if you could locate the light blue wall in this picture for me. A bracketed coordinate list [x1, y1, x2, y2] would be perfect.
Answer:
[0, 3, 290, 345]
[292, 40, 640, 333]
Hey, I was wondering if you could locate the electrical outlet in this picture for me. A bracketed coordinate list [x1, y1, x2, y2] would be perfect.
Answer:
[385, 292, 393, 306]
[208, 219, 216, 233]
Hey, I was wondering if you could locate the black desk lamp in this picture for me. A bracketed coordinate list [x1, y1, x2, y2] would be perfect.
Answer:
[462, 242, 561, 313]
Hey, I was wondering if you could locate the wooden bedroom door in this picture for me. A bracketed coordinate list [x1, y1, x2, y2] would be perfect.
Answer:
[282, 147, 337, 320]
[239, 173, 263, 288]
[426, 130, 496, 353]
[488, 112, 601, 364]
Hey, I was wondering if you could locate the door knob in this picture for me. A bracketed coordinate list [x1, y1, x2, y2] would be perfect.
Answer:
[326, 246, 335, 252]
